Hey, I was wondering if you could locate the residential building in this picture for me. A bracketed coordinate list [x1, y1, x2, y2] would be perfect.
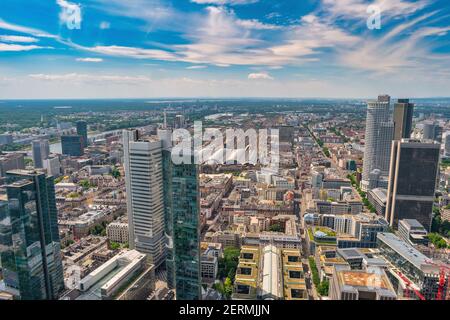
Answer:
[106, 222, 129, 244]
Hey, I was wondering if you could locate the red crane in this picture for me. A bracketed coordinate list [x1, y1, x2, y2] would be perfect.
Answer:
[396, 271, 426, 300]
[424, 259, 450, 300]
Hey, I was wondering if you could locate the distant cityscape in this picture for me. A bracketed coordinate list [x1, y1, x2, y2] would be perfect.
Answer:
[0, 96, 449, 301]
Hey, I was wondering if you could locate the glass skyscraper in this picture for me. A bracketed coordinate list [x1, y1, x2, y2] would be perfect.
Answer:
[61, 135, 84, 157]
[0, 170, 64, 300]
[76, 121, 88, 148]
[159, 129, 201, 300]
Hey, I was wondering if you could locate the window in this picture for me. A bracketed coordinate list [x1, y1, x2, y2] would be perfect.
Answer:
[242, 253, 254, 259]
[289, 271, 302, 279]
[291, 289, 304, 298]
[236, 285, 250, 294]
[239, 267, 252, 275]
[288, 255, 300, 262]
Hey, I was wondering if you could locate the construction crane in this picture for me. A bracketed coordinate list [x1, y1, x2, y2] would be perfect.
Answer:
[424, 259, 450, 300]
[396, 271, 426, 300]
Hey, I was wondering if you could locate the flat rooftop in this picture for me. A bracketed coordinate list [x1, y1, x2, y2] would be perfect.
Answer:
[377, 232, 432, 270]
[338, 271, 390, 289]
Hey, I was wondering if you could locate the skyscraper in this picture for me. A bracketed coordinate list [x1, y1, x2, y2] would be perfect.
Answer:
[393, 99, 414, 141]
[76, 120, 88, 148]
[361, 95, 394, 191]
[158, 128, 201, 300]
[445, 132, 450, 157]
[385, 139, 440, 231]
[0, 170, 64, 300]
[31, 139, 50, 168]
[61, 135, 84, 157]
[122, 129, 166, 268]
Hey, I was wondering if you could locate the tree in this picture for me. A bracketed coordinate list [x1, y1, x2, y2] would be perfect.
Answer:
[111, 166, 121, 179]
[317, 279, 329, 296]
[79, 180, 91, 190]
[110, 242, 121, 250]
[223, 277, 233, 298]
[269, 224, 283, 232]
[218, 247, 240, 281]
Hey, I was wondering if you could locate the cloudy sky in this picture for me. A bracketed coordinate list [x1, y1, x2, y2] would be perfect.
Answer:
[0, 0, 449, 99]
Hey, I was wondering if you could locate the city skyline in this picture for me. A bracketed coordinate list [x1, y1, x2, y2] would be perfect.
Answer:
[1, 0, 450, 99]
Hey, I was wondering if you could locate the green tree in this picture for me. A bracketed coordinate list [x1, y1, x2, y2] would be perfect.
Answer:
[269, 224, 283, 232]
[317, 279, 329, 296]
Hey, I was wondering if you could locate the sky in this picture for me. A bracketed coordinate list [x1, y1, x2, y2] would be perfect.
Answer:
[0, 0, 449, 99]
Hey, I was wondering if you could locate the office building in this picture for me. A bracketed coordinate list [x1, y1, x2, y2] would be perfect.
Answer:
[393, 99, 414, 141]
[76, 121, 88, 148]
[0, 152, 25, 177]
[361, 95, 394, 191]
[106, 222, 129, 244]
[61, 135, 84, 157]
[0, 170, 64, 300]
[444, 132, 450, 157]
[0, 134, 13, 146]
[329, 264, 397, 300]
[367, 188, 387, 216]
[43, 156, 61, 177]
[122, 129, 166, 268]
[377, 232, 447, 300]
[398, 219, 429, 246]
[158, 128, 201, 300]
[31, 139, 50, 168]
[385, 139, 440, 231]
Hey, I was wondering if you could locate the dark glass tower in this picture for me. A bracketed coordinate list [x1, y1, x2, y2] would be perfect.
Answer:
[385, 140, 440, 231]
[393, 99, 414, 141]
[159, 129, 201, 300]
[0, 170, 64, 300]
[61, 135, 84, 157]
[76, 121, 88, 148]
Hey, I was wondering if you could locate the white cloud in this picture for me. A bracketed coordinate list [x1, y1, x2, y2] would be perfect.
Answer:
[191, 0, 259, 5]
[28, 73, 151, 84]
[0, 19, 58, 38]
[87, 45, 179, 61]
[321, 0, 429, 20]
[248, 72, 274, 80]
[0, 35, 39, 43]
[186, 65, 208, 69]
[56, 0, 82, 29]
[76, 57, 104, 62]
[0, 43, 49, 52]
[99, 21, 110, 29]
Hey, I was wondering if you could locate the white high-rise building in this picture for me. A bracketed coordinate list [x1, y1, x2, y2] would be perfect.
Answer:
[43, 156, 61, 177]
[361, 95, 394, 192]
[31, 139, 50, 168]
[123, 129, 166, 267]
[444, 131, 450, 157]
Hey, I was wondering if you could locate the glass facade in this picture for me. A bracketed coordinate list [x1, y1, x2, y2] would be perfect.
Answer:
[76, 121, 88, 148]
[0, 171, 64, 300]
[162, 152, 201, 300]
[61, 135, 84, 157]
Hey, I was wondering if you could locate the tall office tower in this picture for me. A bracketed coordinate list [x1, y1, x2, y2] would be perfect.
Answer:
[123, 129, 166, 268]
[361, 95, 394, 191]
[385, 139, 440, 231]
[76, 121, 88, 148]
[31, 139, 50, 168]
[61, 135, 84, 157]
[445, 132, 450, 157]
[158, 129, 201, 300]
[393, 99, 414, 140]
[422, 121, 442, 142]
[0, 170, 64, 300]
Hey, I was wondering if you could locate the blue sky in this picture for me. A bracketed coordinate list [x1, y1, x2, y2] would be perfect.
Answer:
[0, 0, 449, 99]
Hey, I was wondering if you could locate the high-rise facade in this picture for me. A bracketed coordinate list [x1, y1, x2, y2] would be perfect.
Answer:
[76, 121, 88, 148]
[158, 128, 201, 300]
[31, 139, 50, 168]
[61, 135, 84, 157]
[445, 132, 450, 157]
[385, 139, 440, 231]
[393, 99, 414, 141]
[0, 170, 64, 300]
[361, 95, 394, 191]
[123, 129, 166, 268]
